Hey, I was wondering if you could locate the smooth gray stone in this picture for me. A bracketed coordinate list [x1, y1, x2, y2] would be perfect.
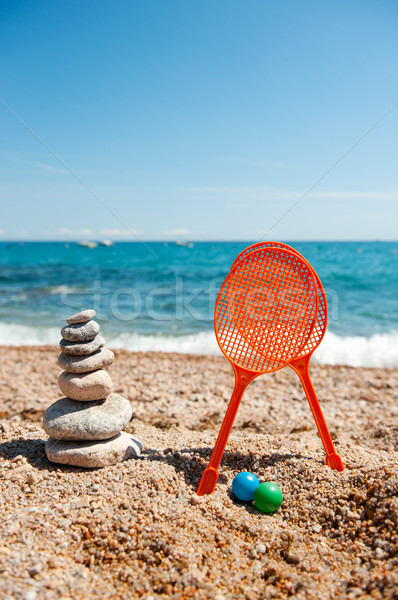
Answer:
[58, 369, 112, 401]
[66, 309, 96, 325]
[58, 347, 114, 373]
[45, 432, 142, 468]
[42, 394, 132, 440]
[61, 320, 100, 342]
[60, 334, 105, 356]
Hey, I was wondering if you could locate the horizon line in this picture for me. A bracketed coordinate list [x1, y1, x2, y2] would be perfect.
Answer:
[1, 238, 398, 244]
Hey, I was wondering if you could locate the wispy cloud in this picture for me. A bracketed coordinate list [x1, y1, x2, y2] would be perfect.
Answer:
[164, 228, 190, 237]
[51, 228, 144, 239]
[184, 186, 398, 201]
[57, 228, 74, 236]
[0, 229, 5, 235]
[215, 156, 286, 169]
[100, 228, 144, 237]
[31, 161, 67, 174]
[0, 151, 22, 163]
[55, 228, 93, 237]
[309, 191, 398, 200]
[0, 151, 67, 174]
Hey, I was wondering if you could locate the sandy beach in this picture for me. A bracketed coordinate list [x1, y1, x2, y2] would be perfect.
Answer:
[1, 346, 398, 599]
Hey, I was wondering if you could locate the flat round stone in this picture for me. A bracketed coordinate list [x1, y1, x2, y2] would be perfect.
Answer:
[42, 394, 132, 440]
[61, 320, 100, 342]
[66, 309, 96, 325]
[45, 432, 142, 468]
[58, 347, 114, 373]
[58, 369, 112, 400]
[60, 335, 105, 356]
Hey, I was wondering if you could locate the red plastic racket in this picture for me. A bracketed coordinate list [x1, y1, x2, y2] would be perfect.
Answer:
[231, 242, 343, 472]
[197, 246, 319, 495]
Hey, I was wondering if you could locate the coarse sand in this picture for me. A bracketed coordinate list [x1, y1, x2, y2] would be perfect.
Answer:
[1, 346, 398, 600]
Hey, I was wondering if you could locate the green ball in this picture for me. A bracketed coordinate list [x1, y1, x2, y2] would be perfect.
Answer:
[254, 482, 283, 513]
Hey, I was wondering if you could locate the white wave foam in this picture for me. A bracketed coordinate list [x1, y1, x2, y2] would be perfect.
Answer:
[109, 330, 398, 367]
[0, 322, 60, 346]
[313, 330, 398, 368]
[1, 322, 397, 368]
[49, 285, 79, 295]
[9, 293, 29, 301]
[107, 331, 219, 355]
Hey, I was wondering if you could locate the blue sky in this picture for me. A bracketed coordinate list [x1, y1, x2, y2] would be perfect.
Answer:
[1, 0, 397, 241]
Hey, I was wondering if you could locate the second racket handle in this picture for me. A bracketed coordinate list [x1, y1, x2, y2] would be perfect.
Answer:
[290, 356, 344, 471]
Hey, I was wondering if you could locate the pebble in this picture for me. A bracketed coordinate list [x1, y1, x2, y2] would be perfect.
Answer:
[27, 472, 39, 486]
[61, 320, 100, 342]
[66, 309, 96, 325]
[11, 455, 24, 463]
[11, 464, 31, 474]
[375, 547, 387, 559]
[189, 495, 202, 506]
[45, 431, 142, 468]
[60, 334, 105, 356]
[8, 522, 20, 534]
[58, 369, 112, 401]
[57, 348, 114, 373]
[286, 553, 301, 565]
[73, 495, 91, 509]
[42, 394, 133, 441]
[28, 563, 42, 576]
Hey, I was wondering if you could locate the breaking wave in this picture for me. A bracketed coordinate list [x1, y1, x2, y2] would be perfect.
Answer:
[1, 322, 397, 367]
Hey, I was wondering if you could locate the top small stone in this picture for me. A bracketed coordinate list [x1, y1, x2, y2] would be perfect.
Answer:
[61, 320, 100, 342]
[66, 309, 96, 325]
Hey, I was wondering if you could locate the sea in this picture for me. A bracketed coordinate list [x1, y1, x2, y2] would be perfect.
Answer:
[0, 241, 397, 368]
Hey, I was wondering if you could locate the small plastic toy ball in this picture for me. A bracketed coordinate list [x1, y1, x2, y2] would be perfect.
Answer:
[232, 472, 260, 502]
[254, 482, 283, 513]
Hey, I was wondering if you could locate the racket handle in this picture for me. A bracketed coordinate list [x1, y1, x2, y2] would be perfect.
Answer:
[290, 357, 344, 471]
[197, 366, 257, 495]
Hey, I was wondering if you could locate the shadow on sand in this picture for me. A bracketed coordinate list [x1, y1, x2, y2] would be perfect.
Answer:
[141, 444, 322, 491]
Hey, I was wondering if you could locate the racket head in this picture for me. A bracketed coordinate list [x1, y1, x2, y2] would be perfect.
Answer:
[231, 242, 328, 358]
[215, 246, 319, 373]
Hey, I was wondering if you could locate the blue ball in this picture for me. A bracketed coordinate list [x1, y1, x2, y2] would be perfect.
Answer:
[232, 472, 260, 502]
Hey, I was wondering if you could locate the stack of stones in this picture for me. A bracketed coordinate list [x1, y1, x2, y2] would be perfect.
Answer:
[43, 309, 142, 468]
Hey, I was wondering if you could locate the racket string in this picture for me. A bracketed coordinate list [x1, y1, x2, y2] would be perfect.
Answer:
[230, 242, 328, 362]
[216, 247, 318, 372]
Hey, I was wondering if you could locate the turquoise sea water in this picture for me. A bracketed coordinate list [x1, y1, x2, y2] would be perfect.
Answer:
[0, 241, 397, 366]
